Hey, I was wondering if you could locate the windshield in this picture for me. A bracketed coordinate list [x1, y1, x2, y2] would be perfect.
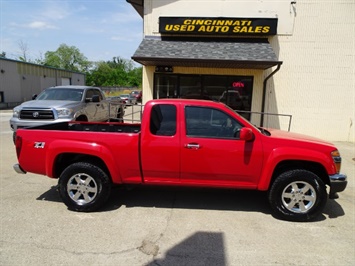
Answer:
[36, 88, 84, 101]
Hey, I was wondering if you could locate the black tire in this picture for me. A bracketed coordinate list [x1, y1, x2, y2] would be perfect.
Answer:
[268, 169, 327, 222]
[117, 108, 124, 122]
[76, 116, 88, 122]
[58, 162, 111, 212]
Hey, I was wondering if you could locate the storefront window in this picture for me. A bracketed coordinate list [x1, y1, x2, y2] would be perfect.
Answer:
[180, 76, 202, 99]
[154, 75, 178, 99]
[203, 76, 227, 101]
[154, 74, 253, 120]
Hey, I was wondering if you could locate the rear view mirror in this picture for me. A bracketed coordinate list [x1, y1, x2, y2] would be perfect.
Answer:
[240, 127, 254, 141]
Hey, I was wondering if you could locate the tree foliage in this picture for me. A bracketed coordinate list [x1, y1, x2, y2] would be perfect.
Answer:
[3, 43, 142, 88]
[43, 44, 91, 72]
[86, 56, 142, 87]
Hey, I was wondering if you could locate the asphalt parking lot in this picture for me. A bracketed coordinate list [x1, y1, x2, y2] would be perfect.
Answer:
[1, 110, 354, 265]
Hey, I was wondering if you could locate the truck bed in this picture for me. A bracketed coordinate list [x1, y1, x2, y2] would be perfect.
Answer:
[30, 121, 141, 133]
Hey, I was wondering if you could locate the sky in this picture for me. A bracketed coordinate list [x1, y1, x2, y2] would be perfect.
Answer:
[0, 0, 143, 63]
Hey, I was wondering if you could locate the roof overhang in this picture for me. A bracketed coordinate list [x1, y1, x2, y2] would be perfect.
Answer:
[126, 0, 144, 18]
[132, 38, 282, 70]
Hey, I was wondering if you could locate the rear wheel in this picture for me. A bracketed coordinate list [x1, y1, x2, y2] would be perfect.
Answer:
[76, 115, 88, 121]
[117, 108, 124, 122]
[58, 162, 111, 212]
[268, 169, 327, 222]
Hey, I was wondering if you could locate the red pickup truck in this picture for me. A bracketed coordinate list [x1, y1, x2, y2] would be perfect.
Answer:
[13, 99, 347, 221]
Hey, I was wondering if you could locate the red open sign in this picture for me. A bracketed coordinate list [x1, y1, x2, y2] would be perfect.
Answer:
[233, 82, 244, 88]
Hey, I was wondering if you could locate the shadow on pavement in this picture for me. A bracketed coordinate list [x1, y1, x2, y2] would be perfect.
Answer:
[36, 185, 346, 221]
[104, 186, 271, 214]
[145, 231, 226, 266]
[36, 185, 62, 203]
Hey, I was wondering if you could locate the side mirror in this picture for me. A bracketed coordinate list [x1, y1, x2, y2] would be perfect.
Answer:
[240, 127, 254, 141]
[32, 94, 37, 100]
[92, 95, 100, 102]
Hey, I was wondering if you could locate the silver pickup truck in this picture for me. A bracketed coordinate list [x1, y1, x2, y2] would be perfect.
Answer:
[10, 85, 124, 140]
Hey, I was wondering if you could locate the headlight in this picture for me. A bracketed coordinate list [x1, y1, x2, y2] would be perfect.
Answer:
[13, 107, 20, 117]
[56, 108, 73, 118]
[331, 150, 341, 173]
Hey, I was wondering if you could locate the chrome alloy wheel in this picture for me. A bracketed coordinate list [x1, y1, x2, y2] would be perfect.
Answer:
[281, 181, 316, 213]
[67, 173, 98, 205]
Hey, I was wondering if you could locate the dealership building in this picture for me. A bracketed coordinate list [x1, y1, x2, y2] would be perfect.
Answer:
[127, 0, 354, 142]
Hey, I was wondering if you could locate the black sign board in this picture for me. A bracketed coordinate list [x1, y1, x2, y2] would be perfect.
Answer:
[159, 17, 278, 36]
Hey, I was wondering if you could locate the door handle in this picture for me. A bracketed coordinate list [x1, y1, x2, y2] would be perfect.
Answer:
[186, 143, 200, 149]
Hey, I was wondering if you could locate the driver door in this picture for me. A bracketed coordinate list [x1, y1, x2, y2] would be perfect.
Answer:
[84, 89, 106, 121]
[180, 106, 263, 188]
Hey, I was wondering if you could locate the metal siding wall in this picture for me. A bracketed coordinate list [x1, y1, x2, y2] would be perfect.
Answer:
[0, 58, 86, 108]
[0, 60, 21, 103]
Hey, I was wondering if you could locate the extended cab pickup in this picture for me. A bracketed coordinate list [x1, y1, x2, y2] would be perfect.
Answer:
[13, 99, 347, 221]
[10, 85, 124, 141]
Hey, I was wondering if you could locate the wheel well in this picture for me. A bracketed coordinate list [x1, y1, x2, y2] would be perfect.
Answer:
[271, 160, 329, 187]
[76, 115, 88, 121]
[53, 153, 110, 179]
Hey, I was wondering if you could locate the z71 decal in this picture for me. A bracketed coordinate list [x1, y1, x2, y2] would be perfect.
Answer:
[34, 142, 45, 149]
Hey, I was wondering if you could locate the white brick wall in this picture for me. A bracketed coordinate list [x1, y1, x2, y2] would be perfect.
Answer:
[270, 0, 354, 141]
[141, 0, 354, 142]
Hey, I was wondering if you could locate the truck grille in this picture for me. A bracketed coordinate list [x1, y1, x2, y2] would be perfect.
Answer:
[20, 110, 54, 120]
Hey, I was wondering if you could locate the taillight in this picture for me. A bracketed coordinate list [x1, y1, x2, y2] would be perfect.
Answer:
[15, 135, 22, 158]
[331, 150, 341, 173]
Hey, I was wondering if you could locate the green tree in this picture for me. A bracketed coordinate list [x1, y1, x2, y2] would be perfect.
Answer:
[86, 57, 142, 87]
[0, 51, 6, 58]
[43, 44, 91, 72]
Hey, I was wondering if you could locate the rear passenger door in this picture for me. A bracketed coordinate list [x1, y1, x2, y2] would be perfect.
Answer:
[140, 104, 181, 183]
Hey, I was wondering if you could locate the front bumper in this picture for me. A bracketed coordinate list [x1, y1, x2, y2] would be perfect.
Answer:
[329, 173, 347, 199]
[13, 164, 26, 174]
[10, 117, 72, 131]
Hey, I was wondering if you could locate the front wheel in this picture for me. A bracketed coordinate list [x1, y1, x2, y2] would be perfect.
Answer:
[58, 162, 111, 212]
[268, 169, 327, 222]
[116, 108, 124, 122]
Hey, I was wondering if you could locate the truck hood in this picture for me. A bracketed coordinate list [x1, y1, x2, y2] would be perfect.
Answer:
[267, 128, 334, 147]
[17, 100, 78, 109]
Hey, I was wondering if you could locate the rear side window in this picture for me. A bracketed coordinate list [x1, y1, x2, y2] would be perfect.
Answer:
[150, 104, 177, 136]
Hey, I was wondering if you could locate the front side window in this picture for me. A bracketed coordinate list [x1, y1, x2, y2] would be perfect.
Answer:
[85, 89, 103, 102]
[150, 104, 177, 136]
[185, 106, 243, 139]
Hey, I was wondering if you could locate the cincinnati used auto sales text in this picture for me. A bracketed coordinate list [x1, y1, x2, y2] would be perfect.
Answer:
[163, 19, 271, 34]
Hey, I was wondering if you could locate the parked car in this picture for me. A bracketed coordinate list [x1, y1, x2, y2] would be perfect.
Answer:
[9, 86, 125, 142]
[131, 90, 142, 103]
[120, 94, 137, 105]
